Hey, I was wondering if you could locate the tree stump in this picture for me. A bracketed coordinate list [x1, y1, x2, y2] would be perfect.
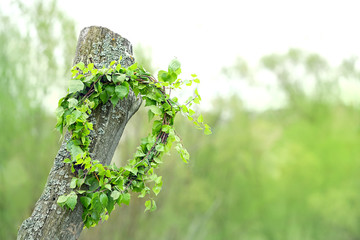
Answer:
[17, 26, 142, 240]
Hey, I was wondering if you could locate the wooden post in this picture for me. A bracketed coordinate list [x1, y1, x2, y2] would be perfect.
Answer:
[17, 26, 142, 240]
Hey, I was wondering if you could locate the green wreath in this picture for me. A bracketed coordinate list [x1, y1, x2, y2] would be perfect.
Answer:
[55, 58, 211, 228]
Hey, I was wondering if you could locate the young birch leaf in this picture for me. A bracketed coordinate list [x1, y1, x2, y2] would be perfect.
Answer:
[169, 59, 181, 72]
[104, 184, 111, 191]
[110, 95, 120, 107]
[115, 84, 129, 99]
[100, 193, 108, 207]
[148, 110, 155, 122]
[80, 196, 92, 208]
[151, 199, 157, 212]
[148, 105, 162, 115]
[121, 193, 130, 205]
[204, 127, 212, 135]
[70, 177, 78, 189]
[100, 91, 109, 104]
[66, 193, 78, 211]
[57, 195, 68, 205]
[111, 190, 121, 200]
[197, 114, 203, 123]
[68, 80, 84, 93]
[155, 144, 165, 152]
[193, 97, 200, 104]
[144, 200, 151, 212]
[55, 106, 65, 118]
[88, 63, 94, 71]
[76, 62, 85, 71]
[153, 185, 161, 196]
[68, 98, 78, 108]
[113, 74, 126, 83]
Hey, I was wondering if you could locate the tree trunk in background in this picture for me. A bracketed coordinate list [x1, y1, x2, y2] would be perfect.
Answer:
[17, 26, 142, 240]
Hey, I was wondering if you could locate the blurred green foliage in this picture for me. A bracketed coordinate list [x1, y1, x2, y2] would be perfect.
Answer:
[0, 0, 76, 238]
[2, 1, 360, 239]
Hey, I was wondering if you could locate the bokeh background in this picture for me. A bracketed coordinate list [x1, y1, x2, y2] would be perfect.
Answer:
[2, 0, 360, 239]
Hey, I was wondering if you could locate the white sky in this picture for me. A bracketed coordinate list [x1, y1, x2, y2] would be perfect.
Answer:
[5, 0, 360, 110]
[56, 0, 360, 110]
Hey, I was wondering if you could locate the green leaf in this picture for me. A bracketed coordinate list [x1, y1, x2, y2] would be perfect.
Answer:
[115, 84, 129, 99]
[204, 127, 212, 135]
[68, 98, 78, 109]
[69, 145, 84, 160]
[110, 95, 120, 107]
[110, 190, 121, 200]
[55, 106, 65, 121]
[95, 81, 102, 93]
[105, 85, 115, 95]
[195, 88, 201, 100]
[100, 91, 109, 104]
[107, 196, 115, 215]
[155, 144, 165, 152]
[193, 97, 200, 104]
[68, 80, 84, 93]
[66, 192, 78, 211]
[176, 144, 190, 163]
[77, 178, 85, 187]
[124, 165, 138, 175]
[168, 59, 181, 75]
[155, 176, 162, 185]
[57, 195, 68, 205]
[148, 109, 155, 122]
[148, 105, 162, 115]
[139, 187, 150, 198]
[104, 184, 111, 191]
[145, 98, 156, 107]
[83, 75, 93, 83]
[120, 193, 130, 205]
[158, 70, 169, 82]
[128, 62, 138, 71]
[162, 125, 171, 133]
[197, 114, 203, 123]
[134, 148, 146, 158]
[151, 199, 157, 212]
[100, 193, 108, 207]
[71, 69, 79, 78]
[66, 109, 82, 126]
[80, 196, 92, 208]
[70, 177, 78, 189]
[88, 63, 94, 71]
[144, 200, 151, 212]
[76, 62, 85, 71]
[153, 185, 161, 196]
[152, 120, 162, 134]
[113, 74, 126, 83]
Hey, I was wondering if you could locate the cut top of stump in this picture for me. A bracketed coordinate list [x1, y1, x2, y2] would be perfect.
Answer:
[73, 26, 134, 69]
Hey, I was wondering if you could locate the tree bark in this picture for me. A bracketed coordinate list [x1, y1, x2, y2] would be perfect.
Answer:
[17, 26, 142, 240]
